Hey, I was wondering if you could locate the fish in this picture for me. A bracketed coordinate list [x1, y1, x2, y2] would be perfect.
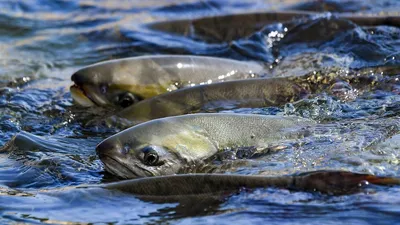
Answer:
[96, 113, 312, 179]
[70, 55, 264, 108]
[107, 77, 307, 126]
[148, 11, 400, 42]
[108, 65, 400, 127]
[104, 170, 400, 199]
[5, 171, 400, 204]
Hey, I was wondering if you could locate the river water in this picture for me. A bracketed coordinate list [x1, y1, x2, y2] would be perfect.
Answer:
[1, 0, 400, 224]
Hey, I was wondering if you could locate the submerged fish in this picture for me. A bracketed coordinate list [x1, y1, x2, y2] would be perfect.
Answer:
[5, 171, 400, 204]
[96, 113, 311, 179]
[148, 11, 400, 42]
[108, 77, 307, 126]
[104, 170, 400, 198]
[70, 55, 264, 108]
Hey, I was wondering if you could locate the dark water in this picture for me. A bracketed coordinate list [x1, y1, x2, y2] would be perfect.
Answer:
[1, 0, 400, 224]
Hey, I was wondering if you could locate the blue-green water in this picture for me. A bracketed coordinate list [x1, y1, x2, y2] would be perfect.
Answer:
[1, 0, 400, 224]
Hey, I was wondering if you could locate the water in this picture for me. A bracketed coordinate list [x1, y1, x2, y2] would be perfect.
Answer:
[0, 0, 400, 224]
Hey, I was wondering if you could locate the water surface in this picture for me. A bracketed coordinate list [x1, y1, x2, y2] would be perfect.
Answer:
[1, 0, 400, 224]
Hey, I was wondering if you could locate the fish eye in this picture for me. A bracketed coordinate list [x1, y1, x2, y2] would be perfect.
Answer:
[100, 85, 108, 94]
[141, 146, 160, 166]
[117, 92, 142, 108]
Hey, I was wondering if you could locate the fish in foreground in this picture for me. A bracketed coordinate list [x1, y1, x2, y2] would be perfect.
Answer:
[5, 171, 399, 204]
[70, 55, 264, 108]
[108, 77, 307, 126]
[96, 113, 312, 179]
[103, 170, 400, 200]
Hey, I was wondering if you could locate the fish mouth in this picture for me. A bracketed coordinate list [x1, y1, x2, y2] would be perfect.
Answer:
[70, 84, 96, 107]
[99, 154, 153, 178]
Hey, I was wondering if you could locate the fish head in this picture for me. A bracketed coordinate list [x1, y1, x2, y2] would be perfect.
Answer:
[96, 118, 218, 178]
[70, 66, 144, 108]
[96, 139, 182, 178]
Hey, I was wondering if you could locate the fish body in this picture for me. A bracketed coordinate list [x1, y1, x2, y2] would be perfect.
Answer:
[148, 11, 400, 42]
[5, 171, 400, 204]
[96, 113, 311, 179]
[110, 77, 307, 126]
[104, 170, 400, 198]
[70, 55, 264, 107]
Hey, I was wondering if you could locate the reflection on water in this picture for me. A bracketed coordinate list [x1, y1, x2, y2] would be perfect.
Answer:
[0, 0, 400, 224]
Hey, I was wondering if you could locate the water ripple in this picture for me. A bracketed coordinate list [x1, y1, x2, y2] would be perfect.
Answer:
[0, 0, 400, 224]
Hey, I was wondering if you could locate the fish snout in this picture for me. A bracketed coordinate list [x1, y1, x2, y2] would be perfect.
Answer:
[71, 71, 86, 84]
[96, 140, 126, 160]
[70, 85, 95, 107]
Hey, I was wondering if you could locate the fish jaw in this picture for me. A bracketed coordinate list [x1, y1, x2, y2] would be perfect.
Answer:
[70, 85, 95, 107]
